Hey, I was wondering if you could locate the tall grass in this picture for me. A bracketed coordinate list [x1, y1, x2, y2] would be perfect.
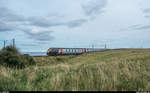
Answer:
[0, 49, 150, 91]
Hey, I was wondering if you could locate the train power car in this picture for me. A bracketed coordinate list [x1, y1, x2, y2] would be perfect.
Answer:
[46, 48, 107, 56]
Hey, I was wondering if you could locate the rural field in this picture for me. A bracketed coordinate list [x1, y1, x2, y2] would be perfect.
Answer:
[0, 49, 150, 91]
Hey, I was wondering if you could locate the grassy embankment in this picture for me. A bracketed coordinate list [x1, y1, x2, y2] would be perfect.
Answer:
[0, 49, 150, 91]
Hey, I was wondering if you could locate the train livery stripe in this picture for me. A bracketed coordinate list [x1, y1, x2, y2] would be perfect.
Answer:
[82, 49, 84, 53]
[60, 49, 63, 54]
[86, 49, 88, 53]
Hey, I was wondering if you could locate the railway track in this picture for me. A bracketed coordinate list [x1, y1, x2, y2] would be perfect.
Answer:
[32, 55, 48, 57]
[32, 55, 79, 57]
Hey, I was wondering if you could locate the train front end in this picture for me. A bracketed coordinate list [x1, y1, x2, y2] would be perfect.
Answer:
[47, 48, 58, 56]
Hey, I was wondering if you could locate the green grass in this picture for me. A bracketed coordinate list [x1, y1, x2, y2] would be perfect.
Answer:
[1, 49, 150, 91]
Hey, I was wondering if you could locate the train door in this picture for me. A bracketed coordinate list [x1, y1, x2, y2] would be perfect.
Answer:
[59, 49, 63, 55]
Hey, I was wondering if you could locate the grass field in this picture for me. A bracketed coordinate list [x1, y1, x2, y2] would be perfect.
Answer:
[0, 49, 150, 91]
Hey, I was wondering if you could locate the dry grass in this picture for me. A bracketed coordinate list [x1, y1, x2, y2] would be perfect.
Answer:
[0, 49, 150, 91]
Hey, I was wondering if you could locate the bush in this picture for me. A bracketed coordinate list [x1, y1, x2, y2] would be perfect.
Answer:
[22, 54, 36, 66]
[0, 46, 36, 69]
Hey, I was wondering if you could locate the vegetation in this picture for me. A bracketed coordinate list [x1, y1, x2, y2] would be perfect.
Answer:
[0, 49, 150, 91]
[0, 46, 36, 69]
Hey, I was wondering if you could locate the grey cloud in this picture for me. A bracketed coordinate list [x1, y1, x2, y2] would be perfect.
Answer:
[0, 2, 104, 30]
[30, 32, 54, 41]
[0, 7, 87, 41]
[28, 17, 88, 28]
[82, 0, 107, 16]
[0, 7, 54, 41]
[21, 0, 107, 28]
[135, 25, 150, 30]
[120, 24, 141, 31]
[27, 0, 107, 28]
[28, 17, 63, 27]
[22, 28, 54, 41]
[66, 19, 88, 28]
[143, 8, 150, 13]
[19, 43, 38, 46]
[0, 21, 14, 31]
[128, 24, 143, 30]
[122, 24, 150, 31]
[143, 8, 150, 18]
[0, 7, 26, 22]
[144, 15, 150, 18]
[26, 32, 54, 41]
[0, 2, 102, 41]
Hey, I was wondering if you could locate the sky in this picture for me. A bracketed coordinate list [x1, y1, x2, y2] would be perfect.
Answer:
[0, 0, 150, 52]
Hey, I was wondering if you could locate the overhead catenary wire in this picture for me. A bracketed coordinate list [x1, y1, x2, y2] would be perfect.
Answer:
[0, 39, 109, 52]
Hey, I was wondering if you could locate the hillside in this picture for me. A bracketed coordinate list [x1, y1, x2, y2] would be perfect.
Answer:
[0, 49, 150, 91]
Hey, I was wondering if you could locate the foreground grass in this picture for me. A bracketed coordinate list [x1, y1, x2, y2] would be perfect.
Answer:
[1, 49, 150, 91]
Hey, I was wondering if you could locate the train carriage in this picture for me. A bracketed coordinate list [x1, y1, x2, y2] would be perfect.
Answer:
[47, 48, 106, 56]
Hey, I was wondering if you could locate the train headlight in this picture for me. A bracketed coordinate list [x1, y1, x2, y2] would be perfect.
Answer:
[47, 49, 52, 54]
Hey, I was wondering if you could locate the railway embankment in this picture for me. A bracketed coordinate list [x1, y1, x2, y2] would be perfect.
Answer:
[0, 49, 150, 91]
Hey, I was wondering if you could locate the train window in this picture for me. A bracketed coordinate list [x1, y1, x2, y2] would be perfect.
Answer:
[73, 49, 76, 53]
[65, 49, 67, 53]
[62, 49, 66, 53]
[67, 49, 69, 52]
[77, 49, 79, 53]
[72, 49, 74, 53]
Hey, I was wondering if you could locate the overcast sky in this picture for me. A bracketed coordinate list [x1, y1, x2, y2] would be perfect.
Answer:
[0, 0, 150, 52]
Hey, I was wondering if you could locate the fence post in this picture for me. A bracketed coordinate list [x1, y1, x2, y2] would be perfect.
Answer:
[4, 40, 6, 48]
[13, 38, 15, 47]
[105, 44, 107, 49]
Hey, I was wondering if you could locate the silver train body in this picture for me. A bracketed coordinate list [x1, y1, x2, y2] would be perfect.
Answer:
[47, 48, 106, 56]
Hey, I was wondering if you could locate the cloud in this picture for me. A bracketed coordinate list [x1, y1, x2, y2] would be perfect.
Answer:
[0, 0, 107, 41]
[0, 7, 88, 41]
[142, 8, 150, 18]
[21, 27, 54, 41]
[120, 24, 141, 31]
[144, 15, 150, 18]
[26, 0, 107, 28]
[121, 24, 150, 31]
[66, 19, 88, 28]
[28, 17, 63, 27]
[135, 25, 150, 30]
[0, 7, 55, 41]
[143, 8, 150, 13]
[28, 17, 88, 28]
[0, 7, 26, 22]
[81, 0, 107, 16]
[0, 21, 14, 31]
[19, 43, 38, 47]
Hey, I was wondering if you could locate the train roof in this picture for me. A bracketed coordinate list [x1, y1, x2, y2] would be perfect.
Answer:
[48, 47, 106, 49]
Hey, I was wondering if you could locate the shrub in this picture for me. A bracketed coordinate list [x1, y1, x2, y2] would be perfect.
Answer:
[0, 46, 36, 69]
[22, 54, 36, 66]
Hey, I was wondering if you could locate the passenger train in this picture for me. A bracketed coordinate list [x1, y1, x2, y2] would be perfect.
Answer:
[46, 48, 107, 56]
